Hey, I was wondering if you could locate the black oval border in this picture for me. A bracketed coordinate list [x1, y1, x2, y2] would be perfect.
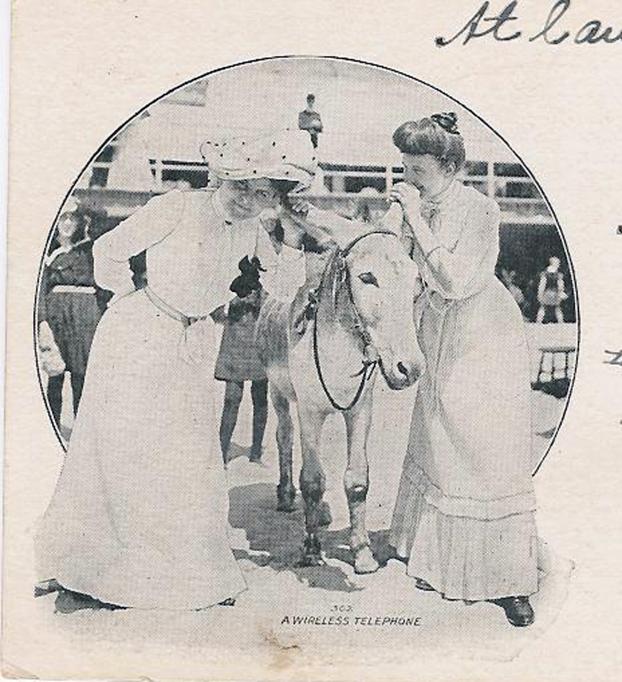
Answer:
[32, 54, 580, 475]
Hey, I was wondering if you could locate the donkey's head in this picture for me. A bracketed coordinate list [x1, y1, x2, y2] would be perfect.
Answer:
[338, 231, 425, 390]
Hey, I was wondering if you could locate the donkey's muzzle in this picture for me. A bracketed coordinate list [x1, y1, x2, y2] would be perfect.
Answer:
[382, 356, 424, 390]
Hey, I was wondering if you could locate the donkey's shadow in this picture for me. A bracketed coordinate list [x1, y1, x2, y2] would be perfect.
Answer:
[229, 482, 390, 593]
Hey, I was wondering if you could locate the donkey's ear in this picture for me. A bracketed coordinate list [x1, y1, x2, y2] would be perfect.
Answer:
[330, 254, 347, 309]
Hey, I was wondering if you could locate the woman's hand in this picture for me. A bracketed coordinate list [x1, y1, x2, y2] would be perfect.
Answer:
[259, 207, 280, 237]
[210, 305, 227, 324]
[38, 321, 66, 376]
[260, 205, 305, 250]
[289, 196, 310, 217]
[389, 182, 422, 227]
[38, 320, 55, 349]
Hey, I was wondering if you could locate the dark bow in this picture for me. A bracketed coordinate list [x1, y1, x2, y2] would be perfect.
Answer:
[431, 112, 460, 135]
[229, 255, 266, 298]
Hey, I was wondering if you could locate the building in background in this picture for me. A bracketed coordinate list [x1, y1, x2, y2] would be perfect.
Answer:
[71, 59, 575, 322]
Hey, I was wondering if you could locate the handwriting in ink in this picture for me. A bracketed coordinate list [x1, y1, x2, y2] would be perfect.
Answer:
[603, 350, 622, 367]
[436, 0, 622, 47]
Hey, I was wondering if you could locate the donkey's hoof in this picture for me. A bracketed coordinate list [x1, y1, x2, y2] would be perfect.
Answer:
[298, 535, 324, 567]
[318, 501, 333, 527]
[354, 545, 379, 574]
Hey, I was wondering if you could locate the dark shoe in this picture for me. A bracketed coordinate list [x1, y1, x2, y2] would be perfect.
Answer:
[34, 579, 62, 597]
[493, 596, 535, 627]
[218, 597, 236, 607]
[414, 577, 435, 592]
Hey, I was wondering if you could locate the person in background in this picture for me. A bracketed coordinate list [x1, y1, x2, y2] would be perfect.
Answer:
[387, 113, 539, 628]
[298, 93, 323, 149]
[212, 257, 269, 465]
[38, 204, 104, 428]
[536, 256, 567, 323]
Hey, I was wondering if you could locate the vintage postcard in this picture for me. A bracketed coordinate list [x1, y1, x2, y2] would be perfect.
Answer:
[3, 1, 622, 680]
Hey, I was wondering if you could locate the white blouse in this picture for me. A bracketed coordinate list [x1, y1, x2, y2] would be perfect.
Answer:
[405, 182, 501, 300]
[93, 189, 306, 316]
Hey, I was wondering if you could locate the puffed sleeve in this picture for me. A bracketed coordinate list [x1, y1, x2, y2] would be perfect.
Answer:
[411, 196, 500, 299]
[93, 190, 184, 299]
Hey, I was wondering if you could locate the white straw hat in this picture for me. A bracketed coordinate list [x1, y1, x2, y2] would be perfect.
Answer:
[201, 129, 318, 190]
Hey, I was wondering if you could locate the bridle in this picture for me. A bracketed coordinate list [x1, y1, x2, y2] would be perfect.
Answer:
[311, 230, 398, 411]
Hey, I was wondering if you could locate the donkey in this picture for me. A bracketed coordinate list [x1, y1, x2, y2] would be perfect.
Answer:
[255, 209, 425, 574]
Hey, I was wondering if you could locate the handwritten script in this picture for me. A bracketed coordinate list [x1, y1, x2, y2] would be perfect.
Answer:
[436, 0, 622, 47]
[604, 350, 622, 367]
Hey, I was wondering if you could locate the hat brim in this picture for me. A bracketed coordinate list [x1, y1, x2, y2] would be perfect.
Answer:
[212, 164, 315, 190]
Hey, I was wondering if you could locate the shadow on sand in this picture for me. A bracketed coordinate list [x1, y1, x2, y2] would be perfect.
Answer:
[229, 482, 391, 594]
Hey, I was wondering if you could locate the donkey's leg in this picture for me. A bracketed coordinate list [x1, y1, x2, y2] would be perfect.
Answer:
[343, 391, 379, 574]
[298, 406, 328, 566]
[270, 384, 296, 512]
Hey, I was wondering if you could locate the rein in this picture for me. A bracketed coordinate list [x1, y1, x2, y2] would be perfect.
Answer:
[311, 229, 397, 411]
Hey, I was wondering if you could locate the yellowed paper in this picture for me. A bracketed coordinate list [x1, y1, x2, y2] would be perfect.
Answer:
[3, 1, 622, 680]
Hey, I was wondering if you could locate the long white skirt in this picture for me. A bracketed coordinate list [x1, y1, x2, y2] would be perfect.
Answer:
[390, 279, 538, 601]
[35, 290, 247, 609]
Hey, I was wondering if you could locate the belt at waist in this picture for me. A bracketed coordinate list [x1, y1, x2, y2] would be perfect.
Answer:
[51, 285, 96, 294]
[144, 286, 208, 329]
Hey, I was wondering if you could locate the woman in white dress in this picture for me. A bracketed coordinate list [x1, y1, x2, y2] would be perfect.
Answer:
[35, 130, 315, 611]
[388, 114, 538, 627]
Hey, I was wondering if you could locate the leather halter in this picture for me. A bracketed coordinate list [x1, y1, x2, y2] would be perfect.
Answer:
[312, 230, 398, 411]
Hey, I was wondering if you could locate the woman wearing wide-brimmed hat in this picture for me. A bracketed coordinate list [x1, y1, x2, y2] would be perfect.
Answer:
[35, 129, 316, 611]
